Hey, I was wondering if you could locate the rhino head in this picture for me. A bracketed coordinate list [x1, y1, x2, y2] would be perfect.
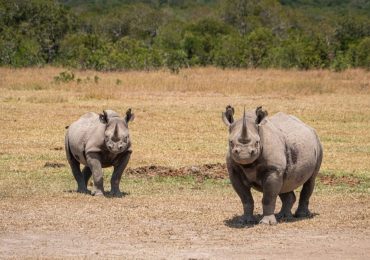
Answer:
[222, 105, 268, 165]
[99, 109, 135, 154]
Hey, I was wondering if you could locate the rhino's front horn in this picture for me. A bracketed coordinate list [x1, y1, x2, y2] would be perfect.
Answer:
[113, 123, 120, 141]
[238, 107, 250, 144]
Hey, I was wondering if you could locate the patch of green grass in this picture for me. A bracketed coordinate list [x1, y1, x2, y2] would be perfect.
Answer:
[316, 170, 370, 194]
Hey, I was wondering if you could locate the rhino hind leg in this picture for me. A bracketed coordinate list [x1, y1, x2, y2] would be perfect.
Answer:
[65, 139, 89, 194]
[69, 160, 88, 193]
[276, 191, 296, 220]
[82, 166, 92, 188]
[295, 175, 316, 218]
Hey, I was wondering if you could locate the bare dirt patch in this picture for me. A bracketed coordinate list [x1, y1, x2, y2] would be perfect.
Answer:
[0, 190, 369, 259]
[126, 163, 227, 180]
[319, 174, 362, 187]
[126, 164, 365, 188]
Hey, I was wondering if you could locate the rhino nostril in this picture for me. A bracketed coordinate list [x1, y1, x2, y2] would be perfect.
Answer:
[233, 148, 240, 154]
[250, 149, 256, 155]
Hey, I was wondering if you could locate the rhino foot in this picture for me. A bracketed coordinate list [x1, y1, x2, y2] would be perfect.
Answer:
[260, 215, 277, 225]
[91, 190, 104, 196]
[109, 189, 124, 198]
[276, 211, 294, 220]
[295, 209, 313, 218]
[77, 188, 90, 194]
[239, 214, 257, 224]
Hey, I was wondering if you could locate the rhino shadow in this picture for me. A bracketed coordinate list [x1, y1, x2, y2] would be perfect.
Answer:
[63, 189, 130, 198]
[224, 213, 319, 228]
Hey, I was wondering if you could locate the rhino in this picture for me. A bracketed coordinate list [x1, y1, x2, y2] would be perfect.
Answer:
[222, 105, 323, 225]
[65, 109, 134, 196]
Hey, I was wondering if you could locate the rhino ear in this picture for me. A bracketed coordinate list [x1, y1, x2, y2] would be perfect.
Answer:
[125, 108, 135, 124]
[99, 110, 108, 124]
[222, 105, 235, 126]
[255, 106, 268, 124]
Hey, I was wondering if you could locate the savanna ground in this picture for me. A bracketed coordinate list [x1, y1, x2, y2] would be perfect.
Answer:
[0, 67, 369, 259]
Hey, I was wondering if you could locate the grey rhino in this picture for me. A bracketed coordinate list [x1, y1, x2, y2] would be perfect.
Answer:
[65, 109, 134, 196]
[222, 105, 323, 225]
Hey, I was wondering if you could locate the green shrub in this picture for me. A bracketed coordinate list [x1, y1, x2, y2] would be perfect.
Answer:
[211, 34, 246, 68]
[58, 33, 113, 70]
[354, 37, 370, 69]
[53, 71, 75, 83]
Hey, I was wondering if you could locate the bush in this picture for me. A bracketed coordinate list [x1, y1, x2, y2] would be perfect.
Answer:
[354, 37, 370, 69]
[112, 37, 163, 70]
[0, 29, 44, 67]
[58, 33, 113, 70]
[244, 28, 274, 68]
[212, 34, 246, 68]
[0, 0, 77, 63]
[163, 50, 188, 73]
[268, 33, 326, 69]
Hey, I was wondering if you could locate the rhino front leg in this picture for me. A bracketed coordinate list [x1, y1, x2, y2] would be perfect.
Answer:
[260, 169, 283, 225]
[110, 151, 132, 197]
[86, 152, 104, 196]
[277, 191, 296, 220]
[228, 167, 256, 224]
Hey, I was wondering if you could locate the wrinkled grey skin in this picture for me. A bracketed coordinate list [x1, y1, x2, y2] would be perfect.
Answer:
[222, 105, 323, 225]
[65, 109, 135, 197]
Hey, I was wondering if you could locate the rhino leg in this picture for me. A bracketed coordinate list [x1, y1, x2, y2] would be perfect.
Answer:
[82, 166, 92, 188]
[86, 152, 104, 196]
[276, 191, 296, 220]
[65, 139, 88, 194]
[110, 151, 132, 197]
[295, 175, 316, 218]
[260, 169, 283, 225]
[70, 161, 88, 193]
[228, 166, 256, 224]
[296, 147, 322, 218]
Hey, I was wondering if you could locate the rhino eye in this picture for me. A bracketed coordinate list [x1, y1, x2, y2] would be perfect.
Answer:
[229, 140, 234, 146]
[255, 141, 259, 147]
[123, 136, 128, 143]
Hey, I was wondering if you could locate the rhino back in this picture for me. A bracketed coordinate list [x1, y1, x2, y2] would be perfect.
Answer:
[66, 112, 105, 165]
[269, 112, 322, 192]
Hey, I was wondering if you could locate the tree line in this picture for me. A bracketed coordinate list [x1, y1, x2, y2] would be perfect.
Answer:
[0, 0, 369, 71]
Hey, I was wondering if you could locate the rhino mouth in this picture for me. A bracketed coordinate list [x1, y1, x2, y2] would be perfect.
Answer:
[106, 143, 129, 154]
[108, 147, 127, 154]
[231, 151, 259, 165]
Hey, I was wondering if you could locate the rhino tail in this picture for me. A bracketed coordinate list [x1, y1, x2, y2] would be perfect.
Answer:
[64, 131, 79, 166]
[314, 139, 323, 176]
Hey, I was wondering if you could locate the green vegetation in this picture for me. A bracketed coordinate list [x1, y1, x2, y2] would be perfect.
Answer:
[0, 0, 369, 70]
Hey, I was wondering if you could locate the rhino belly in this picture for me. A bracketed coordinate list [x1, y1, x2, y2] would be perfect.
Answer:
[280, 161, 317, 193]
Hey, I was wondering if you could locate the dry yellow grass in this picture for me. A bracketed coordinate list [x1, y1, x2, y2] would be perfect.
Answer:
[1, 67, 369, 172]
[0, 67, 369, 194]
